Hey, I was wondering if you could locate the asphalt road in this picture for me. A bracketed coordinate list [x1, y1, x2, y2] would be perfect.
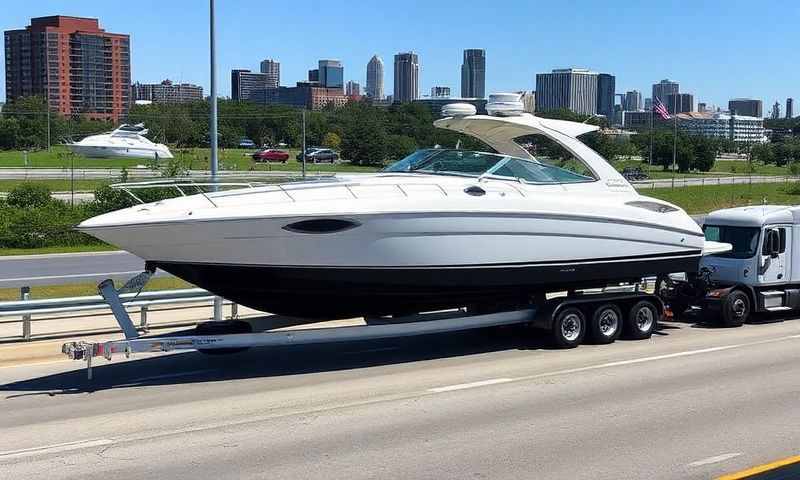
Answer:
[1, 318, 799, 479]
[0, 251, 164, 288]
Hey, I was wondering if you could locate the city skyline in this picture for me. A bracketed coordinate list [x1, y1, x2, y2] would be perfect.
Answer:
[0, 1, 798, 112]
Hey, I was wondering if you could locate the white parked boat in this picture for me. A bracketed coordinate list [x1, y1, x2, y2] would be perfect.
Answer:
[78, 94, 719, 319]
[66, 123, 173, 160]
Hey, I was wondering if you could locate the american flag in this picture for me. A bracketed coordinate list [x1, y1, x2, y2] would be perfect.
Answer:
[653, 97, 671, 120]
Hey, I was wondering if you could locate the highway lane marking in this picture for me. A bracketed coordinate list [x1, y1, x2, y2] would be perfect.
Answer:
[717, 454, 800, 479]
[0, 270, 142, 283]
[688, 453, 742, 467]
[0, 438, 114, 460]
[125, 369, 219, 383]
[429, 378, 514, 393]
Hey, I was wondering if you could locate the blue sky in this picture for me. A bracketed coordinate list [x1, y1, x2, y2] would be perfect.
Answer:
[1, 0, 798, 111]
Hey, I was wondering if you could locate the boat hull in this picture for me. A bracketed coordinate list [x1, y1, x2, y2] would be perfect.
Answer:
[153, 251, 700, 318]
[67, 145, 174, 160]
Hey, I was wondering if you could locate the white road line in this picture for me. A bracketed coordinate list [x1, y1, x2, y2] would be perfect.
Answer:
[429, 378, 515, 393]
[688, 452, 742, 467]
[0, 438, 114, 460]
[0, 270, 141, 283]
[125, 369, 218, 383]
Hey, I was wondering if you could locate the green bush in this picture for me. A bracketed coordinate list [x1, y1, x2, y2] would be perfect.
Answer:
[0, 201, 96, 248]
[5, 182, 52, 208]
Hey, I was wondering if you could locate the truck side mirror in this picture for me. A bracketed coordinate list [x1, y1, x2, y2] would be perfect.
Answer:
[769, 230, 781, 258]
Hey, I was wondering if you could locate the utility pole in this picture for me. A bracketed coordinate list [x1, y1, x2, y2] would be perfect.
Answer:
[210, 0, 222, 322]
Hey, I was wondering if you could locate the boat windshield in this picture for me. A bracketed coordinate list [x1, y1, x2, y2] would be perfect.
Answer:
[383, 149, 594, 184]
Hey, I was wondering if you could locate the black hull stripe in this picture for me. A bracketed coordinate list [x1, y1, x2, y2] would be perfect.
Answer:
[153, 250, 703, 270]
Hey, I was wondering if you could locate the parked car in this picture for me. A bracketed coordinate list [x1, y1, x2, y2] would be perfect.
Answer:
[296, 148, 339, 163]
[252, 148, 289, 163]
[238, 138, 256, 149]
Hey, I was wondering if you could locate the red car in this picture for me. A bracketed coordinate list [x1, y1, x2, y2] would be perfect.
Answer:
[252, 148, 289, 163]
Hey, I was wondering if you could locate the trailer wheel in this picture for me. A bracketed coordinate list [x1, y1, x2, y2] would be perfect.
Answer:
[550, 307, 585, 348]
[195, 320, 252, 355]
[625, 300, 658, 340]
[588, 304, 622, 344]
[720, 290, 749, 327]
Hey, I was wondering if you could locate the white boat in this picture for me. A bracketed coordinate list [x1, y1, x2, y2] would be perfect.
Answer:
[78, 94, 715, 319]
[66, 123, 173, 160]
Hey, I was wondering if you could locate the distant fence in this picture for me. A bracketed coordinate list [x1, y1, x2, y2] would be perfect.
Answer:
[631, 175, 798, 190]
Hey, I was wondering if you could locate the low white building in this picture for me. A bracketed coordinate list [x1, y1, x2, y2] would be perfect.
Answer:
[677, 112, 767, 143]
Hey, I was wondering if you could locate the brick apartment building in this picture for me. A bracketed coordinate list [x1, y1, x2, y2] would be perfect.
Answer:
[4, 16, 131, 121]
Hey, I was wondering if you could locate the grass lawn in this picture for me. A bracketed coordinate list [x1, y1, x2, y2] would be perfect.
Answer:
[0, 178, 114, 192]
[612, 158, 790, 179]
[0, 244, 117, 256]
[647, 181, 800, 214]
[0, 146, 381, 173]
[0, 276, 194, 301]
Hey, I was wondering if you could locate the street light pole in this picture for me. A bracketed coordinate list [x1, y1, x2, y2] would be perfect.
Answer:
[209, 0, 219, 184]
[209, 0, 222, 322]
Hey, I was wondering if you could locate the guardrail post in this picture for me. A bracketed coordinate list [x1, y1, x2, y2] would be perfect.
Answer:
[213, 296, 223, 321]
[140, 305, 149, 332]
[20, 286, 31, 341]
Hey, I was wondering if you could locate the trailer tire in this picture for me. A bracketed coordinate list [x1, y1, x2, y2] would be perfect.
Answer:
[195, 320, 252, 355]
[588, 304, 622, 344]
[720, 290, 749, 327]
[625, 300, 658, 340]
[550, 307, 585, 348]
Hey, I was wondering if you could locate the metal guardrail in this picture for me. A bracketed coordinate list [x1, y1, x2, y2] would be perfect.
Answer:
[0, 287, 239, 342]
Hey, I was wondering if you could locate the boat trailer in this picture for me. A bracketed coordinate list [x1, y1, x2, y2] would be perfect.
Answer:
[62, 274, 662, 380]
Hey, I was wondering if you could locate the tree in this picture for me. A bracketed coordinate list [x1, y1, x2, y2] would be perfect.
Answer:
[690, 136, 716, 172]
[322, 132, 342, 150]
[385, 135, 417, 162]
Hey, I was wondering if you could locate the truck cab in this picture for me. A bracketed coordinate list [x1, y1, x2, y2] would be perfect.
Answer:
[699, 205, 800, 323]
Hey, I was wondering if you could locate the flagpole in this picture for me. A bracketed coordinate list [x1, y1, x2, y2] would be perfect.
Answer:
[649, 103, 653, 166]
[671, 111, 677, 189]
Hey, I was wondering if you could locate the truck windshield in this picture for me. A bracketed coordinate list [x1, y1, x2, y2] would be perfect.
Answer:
[703, 225, 760, 259]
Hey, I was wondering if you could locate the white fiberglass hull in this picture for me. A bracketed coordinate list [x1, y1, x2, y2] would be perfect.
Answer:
[79, 182, 704, 317]
[68, 144, 174, 160]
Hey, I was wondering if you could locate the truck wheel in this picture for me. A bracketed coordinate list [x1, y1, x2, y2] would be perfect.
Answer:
[720, 290, 749, 327]
[588, 304, 622, 344]
[550, 307, 585, 348]
[625, 300, 658, 340]
[195, 320, 252, 355]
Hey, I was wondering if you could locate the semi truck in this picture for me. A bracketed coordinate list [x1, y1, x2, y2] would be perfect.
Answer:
[658, 205, 800, 326]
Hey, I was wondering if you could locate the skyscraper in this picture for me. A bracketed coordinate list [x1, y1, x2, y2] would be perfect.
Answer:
[728, 98, 762, 117]
[366, 55, 384, 100]
[596, 73, 615, 119]
[623, 90, 642, 111]
[787, 98, 794, 119]
[4, 16, 131, 121]
[460, 49, 486, 98]
[231, 69, 271, 103]
[394, 52, 419, 103]
[666, 93, 694, 114]
[431, 86, 451, 97]
[346, 80, 361, 97]
[259, 59, 280, 88]
[318, 60, 344, 90]
[535, 68, 598, 115]
[771, 101, 781, 119]
[652, 79, 679, 103]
